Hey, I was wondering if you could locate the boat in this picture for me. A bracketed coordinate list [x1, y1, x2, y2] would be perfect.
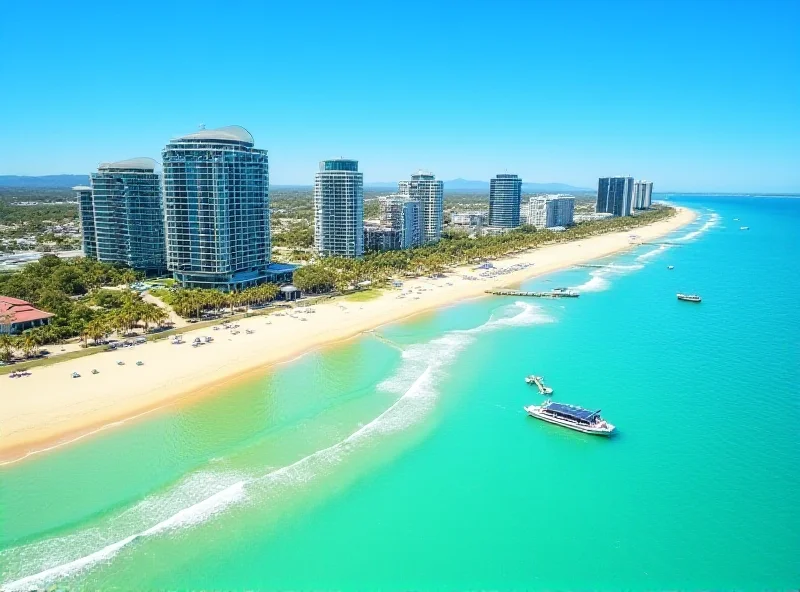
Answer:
[677, 293, 702, 303]
[734, 218, 740, 221]
[740, 226, 749, 230]
[524, 400, 615, 436]
[667, 265, 674, 270]
[524, 375, 553, 395]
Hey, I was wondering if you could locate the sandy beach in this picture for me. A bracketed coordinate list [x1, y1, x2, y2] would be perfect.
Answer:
[0, 207, 695, 463]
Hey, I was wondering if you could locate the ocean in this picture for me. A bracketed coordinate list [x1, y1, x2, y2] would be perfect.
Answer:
[2, 195, 798, 591]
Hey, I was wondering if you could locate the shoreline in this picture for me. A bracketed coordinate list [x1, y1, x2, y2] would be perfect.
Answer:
[0, 207, 696, 464]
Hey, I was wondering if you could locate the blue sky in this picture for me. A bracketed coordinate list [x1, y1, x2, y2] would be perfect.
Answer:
[1, 0, 798, 192]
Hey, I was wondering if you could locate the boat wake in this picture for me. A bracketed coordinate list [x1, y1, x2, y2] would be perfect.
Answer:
[1, 301, 549, 591]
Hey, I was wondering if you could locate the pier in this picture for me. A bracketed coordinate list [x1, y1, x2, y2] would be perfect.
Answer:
[525, 375, 553, 395]
[486, 289, 579, 298]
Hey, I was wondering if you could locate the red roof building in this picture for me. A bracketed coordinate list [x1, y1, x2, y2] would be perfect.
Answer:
[0, 296, 55, 335]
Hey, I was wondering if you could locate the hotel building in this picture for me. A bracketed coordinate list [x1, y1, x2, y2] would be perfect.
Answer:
[162, 126, 270, 290]
[314, 158, 364, 257]
[398, 171, 443, 244]
[488, 173, 523, 228]
[596, 176, 634, 217]
[88, 158, 166, 274]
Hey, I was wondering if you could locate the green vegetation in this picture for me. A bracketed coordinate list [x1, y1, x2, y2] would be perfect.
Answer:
[294, 207, 675, 293]
[272, 221, 313, 248]
[0, 256, 145, 350]
[151, 283, 280, 320]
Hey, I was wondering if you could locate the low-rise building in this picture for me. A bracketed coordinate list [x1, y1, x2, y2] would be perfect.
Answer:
[0, 296, 54, 334]
[524, 195, 575, 229]
[574, 212, 615, 223]
[451, 212, 487, 226]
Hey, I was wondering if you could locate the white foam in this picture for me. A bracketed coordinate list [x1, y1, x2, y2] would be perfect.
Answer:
[636, 244, 672, 261]
[571, 262, 644, 293]
[673, 212, 719, 242]
[3, 302, 549, 591]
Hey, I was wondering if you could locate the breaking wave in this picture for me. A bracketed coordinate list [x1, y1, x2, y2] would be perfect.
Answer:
[571, 263, 644, 293]
[1, 301, 550, 591]
[673, 212, 719, 243]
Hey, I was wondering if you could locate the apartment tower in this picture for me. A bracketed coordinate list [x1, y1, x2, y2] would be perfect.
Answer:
[162, 125, 270, 290]
[488, 173, 523, 228]
[88, 158, 166, 274]
[596, 176, 634, 217]
[398, 170, 443, 244]
[314, 158, 364, 257]
[73, 185, 97, 260]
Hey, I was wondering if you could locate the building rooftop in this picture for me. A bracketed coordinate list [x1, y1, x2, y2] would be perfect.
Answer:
[98, 157, 158, 172]
[72, 185, 92, 191]
[174, 125, 254, 145]
[0, 296, 55, 325]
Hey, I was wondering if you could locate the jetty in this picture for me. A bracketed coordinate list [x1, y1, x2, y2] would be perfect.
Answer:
[486, 288, 579, 298]
[525, 375, 553, 395]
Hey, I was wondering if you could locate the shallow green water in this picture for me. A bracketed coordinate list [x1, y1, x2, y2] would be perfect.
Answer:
[2, 196, 799, 590]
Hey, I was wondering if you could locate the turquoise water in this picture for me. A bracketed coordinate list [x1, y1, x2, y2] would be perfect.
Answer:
[2, 196, 799, 590]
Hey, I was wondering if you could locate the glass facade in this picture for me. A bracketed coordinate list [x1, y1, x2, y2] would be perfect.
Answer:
[73, 186, 97, 260]
[379, 195, 421, 249]
[398, 170, 443, 244]
[162, 126, 270, 290]
[88, 159, 166, 274]
[596, 177, 634, 217]
[488, 173, 523, 228]
[633, 180, 654, 209]
[314, 159, 364, 258]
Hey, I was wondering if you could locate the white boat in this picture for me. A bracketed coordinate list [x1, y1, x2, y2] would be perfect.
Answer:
[740, 226, 749, 230]
[677, 293, 702, 303]
[524, 401, 615, 436]
[667, 265, 674, 270]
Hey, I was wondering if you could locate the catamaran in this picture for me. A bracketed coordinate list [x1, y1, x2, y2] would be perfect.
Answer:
[524, 400, 616, 436]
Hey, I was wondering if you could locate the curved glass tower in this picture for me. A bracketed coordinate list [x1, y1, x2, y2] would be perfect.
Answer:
[72, 185, 97, 260]
[398, 170, 443, 244]
[162, 126, 270, 290]
[489, 173, 523, 228]
[314, 158, 364, 258]
[88, 158, 166, 274]
[597, 176, 634, 217]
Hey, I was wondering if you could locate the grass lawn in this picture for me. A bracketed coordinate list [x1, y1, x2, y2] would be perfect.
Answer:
[344, 289, 383, 302]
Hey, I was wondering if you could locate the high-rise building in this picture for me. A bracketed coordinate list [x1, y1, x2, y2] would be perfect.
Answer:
[633, 180, 654, 209]
[488, 173, 523, 228]
[526, 195, 576, 229]
[162, 125, 270, 290]
[398, 170, 443, 244]
[314, 159, 364, 257]
[88, 158, 166, 274]
[379, 195, 421, 249]
[596, 176, 634, 217]
[73, 185, 97, 260]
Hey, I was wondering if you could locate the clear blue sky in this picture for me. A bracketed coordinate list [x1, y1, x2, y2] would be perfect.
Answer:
[1, 0, 798, 192]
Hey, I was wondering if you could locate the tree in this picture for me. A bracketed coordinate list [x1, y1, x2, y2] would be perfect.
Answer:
[0, 333, 15, 363]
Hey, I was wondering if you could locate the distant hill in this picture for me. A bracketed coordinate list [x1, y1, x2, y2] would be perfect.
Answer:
[0, 175, 89, 188]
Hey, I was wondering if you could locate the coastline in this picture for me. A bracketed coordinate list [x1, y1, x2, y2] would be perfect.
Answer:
[0, 207, 696, 464]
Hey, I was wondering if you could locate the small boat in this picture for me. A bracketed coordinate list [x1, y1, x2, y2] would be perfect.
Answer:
[72, 372, 81, 378]
[740, 226, 749, 231]
[677, 293, 702, 303]
[524, 400, 615, 436]
[667, 265, 674, 270]
[734, 218, 739, 221]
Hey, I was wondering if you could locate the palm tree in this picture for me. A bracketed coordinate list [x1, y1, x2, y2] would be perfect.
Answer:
[0, 333, 15, 363]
